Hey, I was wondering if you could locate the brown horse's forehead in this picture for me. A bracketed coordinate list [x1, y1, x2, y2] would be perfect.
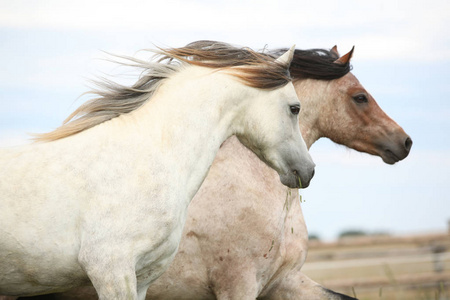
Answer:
[336, 73, 366, 94]
[346, 85, 369, 97]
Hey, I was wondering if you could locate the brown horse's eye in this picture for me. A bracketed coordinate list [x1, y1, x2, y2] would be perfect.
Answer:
[290, 105, 300, 115]
[353, 94, 368, 104]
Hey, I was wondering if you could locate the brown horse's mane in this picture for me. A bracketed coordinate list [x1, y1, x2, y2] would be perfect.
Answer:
[271, 48, 352, 81]
[188, 41, 352, 81]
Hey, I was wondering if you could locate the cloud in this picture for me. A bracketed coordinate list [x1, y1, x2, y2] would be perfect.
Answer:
[0, 0, 449, 63]
[1, 0, 448, 47]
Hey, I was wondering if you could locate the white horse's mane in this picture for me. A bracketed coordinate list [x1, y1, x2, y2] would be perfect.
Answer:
[34, 41, 292, 142]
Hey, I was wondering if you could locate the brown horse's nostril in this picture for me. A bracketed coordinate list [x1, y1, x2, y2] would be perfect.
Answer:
[311, 169, 315, 179]
[405, 137, 413, 153]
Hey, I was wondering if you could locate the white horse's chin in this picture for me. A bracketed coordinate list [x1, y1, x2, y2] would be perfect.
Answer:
[279, 173, 311, 189]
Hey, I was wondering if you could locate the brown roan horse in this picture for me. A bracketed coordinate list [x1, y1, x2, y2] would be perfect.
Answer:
[7, 44, 411, 300]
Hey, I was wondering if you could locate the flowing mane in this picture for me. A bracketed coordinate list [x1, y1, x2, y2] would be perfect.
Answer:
[271, 48, 352, 81]
[185, 41, 352, 81]
[34, 41, 292, 142]
[165, 40, 291, 89]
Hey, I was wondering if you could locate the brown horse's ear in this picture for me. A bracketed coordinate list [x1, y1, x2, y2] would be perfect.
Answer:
[334, 46, 354, 65]
[331, 45, 339, 56]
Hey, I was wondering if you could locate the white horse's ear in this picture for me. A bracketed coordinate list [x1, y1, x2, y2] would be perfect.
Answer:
[276, 44, 296, 66]
[334, 46, 355, 65]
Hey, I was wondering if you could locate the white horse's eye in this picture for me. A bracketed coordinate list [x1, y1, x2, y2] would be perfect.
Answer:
[290, 105, 300, 115]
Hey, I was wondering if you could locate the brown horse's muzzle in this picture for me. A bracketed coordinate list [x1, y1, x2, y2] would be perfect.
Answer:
[379, 134, 413, 164]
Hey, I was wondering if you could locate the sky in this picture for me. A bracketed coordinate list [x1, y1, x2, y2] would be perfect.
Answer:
[0, 0, 449, 241]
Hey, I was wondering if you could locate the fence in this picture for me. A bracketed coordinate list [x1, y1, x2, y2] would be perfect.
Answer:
[302, 233, 450, 300]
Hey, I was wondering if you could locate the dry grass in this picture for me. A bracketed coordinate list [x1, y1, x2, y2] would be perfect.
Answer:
[302, 232, 450, 300]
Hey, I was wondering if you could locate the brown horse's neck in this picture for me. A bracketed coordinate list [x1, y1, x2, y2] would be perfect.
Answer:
[294, 79, 324, 149]
[300, 124, 321, 150]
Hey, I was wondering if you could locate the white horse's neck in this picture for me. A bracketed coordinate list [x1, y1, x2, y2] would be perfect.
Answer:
[96, 66, 250, 203]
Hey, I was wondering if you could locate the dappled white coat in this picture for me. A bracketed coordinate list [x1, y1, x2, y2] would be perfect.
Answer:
[0, 49, 315, 299]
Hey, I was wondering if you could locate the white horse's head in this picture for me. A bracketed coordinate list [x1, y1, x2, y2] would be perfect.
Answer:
[235, 46, 315, 189]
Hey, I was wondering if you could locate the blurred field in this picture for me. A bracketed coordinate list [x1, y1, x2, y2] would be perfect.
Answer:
[302, 232, 450, 300]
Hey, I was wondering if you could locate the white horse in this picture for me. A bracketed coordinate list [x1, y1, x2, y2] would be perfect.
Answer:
[0, 42, 315, 299]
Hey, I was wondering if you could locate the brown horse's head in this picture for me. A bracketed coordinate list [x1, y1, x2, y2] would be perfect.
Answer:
[290, 46, 412, 164]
